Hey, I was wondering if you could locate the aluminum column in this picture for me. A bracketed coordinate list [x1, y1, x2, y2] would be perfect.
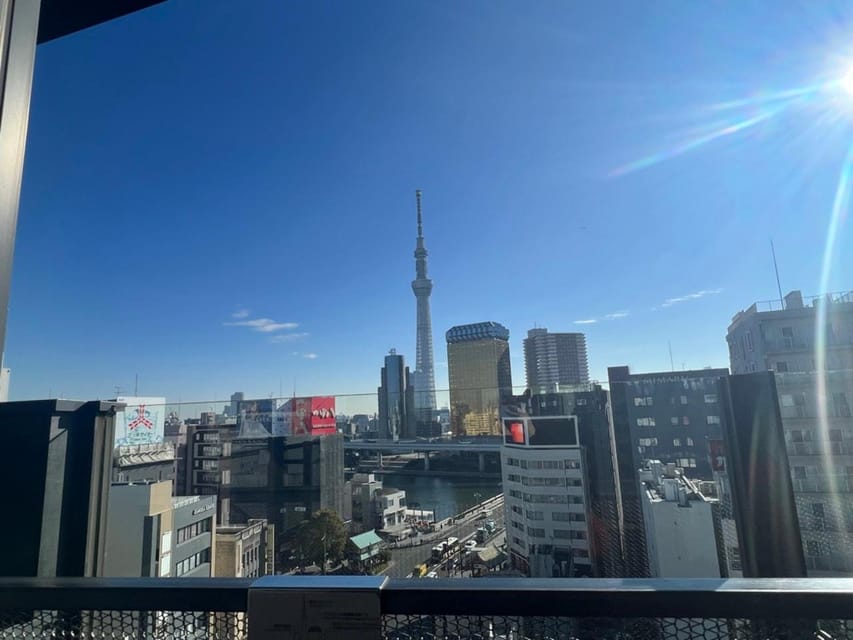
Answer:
[0, 0, 40, 358]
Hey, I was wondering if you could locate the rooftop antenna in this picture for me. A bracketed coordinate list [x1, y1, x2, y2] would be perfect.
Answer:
[134, 373, 138, 396]
[668, 341, 675, 372]
[771, 239, 784, 309]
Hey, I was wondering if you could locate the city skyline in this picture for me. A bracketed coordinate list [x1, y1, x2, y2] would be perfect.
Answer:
[7, 1, 853, 404]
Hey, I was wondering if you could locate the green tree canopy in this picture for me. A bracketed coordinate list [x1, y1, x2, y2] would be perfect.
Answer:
[288, 509, 347, 571]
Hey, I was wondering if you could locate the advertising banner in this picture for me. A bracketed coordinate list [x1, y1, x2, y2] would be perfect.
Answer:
[115, 396, 166, 447]
[291, 396, 336, 436]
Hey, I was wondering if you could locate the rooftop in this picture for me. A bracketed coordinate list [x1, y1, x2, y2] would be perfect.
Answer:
[446, 321, 510, 343]
[349, 530, 384, 550]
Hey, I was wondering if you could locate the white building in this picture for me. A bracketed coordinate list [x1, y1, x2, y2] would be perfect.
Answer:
[374, 487, 407, 531]
[350, 473, 408, 535]
[727, 290, 853, 575]
[639, 461, 721, 577]
[501, 415, 593, 577]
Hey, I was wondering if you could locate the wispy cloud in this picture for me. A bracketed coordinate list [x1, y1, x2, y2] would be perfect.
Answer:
[224, 317, 299, 333]
[574, 319, 598, 325]
[231, 309, 250, 319]
[604, 311, 630, 320]
[661, 288, 722, 308]
[269, 332, 310, 343]
[303, 353, 318, 360]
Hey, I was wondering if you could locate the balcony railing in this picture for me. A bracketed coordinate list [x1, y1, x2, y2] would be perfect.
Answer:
[4, 577, 853, 640]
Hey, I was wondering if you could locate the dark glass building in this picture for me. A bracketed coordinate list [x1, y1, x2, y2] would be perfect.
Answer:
[377, 349, 416, 440]
[219, 433, 345, 567]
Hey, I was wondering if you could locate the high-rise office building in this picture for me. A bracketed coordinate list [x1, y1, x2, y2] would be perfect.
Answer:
[524, 329, 589, 392]
[609, 365, 804, 578]
[411, 190, 437, 430]
[727, 289, 853, 576]
[501, 415, 597, 577]
[607, 365, 729, 577]
[378, 349, 415, 440]
[516, 385, 624, 577]
[104, 481, 216, 578]
[226, 391, 245, 417]
[219, 433, 345, 567]
[447, 322, 513, 437]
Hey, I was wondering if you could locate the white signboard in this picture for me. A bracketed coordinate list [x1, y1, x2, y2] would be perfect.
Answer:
[114, 396, 166, 447]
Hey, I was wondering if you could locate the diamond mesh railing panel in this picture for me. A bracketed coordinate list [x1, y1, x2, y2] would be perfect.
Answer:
[381, 615, 853, 640]
[0, 610, 247, 640]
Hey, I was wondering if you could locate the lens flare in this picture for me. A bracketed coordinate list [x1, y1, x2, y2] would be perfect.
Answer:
[609, 97, 802, 178]
[814, 142, 853, 503]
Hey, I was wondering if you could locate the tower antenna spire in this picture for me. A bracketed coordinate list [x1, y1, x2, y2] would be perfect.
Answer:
[416, 189, 423, 238]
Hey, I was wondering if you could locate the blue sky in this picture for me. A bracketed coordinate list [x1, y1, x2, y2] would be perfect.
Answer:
[7, 1, 853, 411]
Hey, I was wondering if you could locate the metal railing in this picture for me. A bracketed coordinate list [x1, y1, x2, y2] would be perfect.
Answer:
[4, 577, 853, 639]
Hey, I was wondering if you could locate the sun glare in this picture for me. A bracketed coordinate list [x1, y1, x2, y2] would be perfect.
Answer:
[841, 68, 853, 97]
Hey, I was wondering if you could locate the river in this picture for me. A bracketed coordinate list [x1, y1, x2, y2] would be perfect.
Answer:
[379, 473, 503, 521]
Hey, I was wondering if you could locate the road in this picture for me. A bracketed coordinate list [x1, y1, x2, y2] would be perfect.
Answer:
[386, 498, 505, 578]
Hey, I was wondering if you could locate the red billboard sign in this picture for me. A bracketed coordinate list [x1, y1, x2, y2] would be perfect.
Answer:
[290, 396, 336, 436]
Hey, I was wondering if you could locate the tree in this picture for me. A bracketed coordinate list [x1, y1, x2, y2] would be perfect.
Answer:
[288, 509, 347, 572]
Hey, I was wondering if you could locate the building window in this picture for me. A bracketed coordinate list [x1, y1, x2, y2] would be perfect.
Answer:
[707, 415, 720, 425]
[552, 512, 571, 522]
[745, 330, 754, 352]
[828, 429, 843, 442]
[793, 466, 807, 480]
[575, 549, 590, 558]
[673, 438, 681, 447]
[639, 438, 658, 447]
[686, 437, 694, 447]
[568, 495, 584, 504]
[833, 393, 851, 418]
[806, 540, 824, 557]
[728, 546, 742, 571]
[634, 397, 654, 407]
[565, 460, 581, 469]
[568, 513, 585, 522]
[576, 398, 587, 406]
[704, 394, 717, 404]
[508, 474, 521, 483]
[525, 510, 544, 521]
[682, 416, 690, 425]
[511, 505, 522, 515]
[527, 527, 546, 538]
[509, 489, 522, 499]
[678, 458, 697, 468]
[776, 361, 789, 373]
[553, 529, 573, 539]
[680, 395, 688, 405]
[670, 417, 679, 425]
[637, 417, 656, 427]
